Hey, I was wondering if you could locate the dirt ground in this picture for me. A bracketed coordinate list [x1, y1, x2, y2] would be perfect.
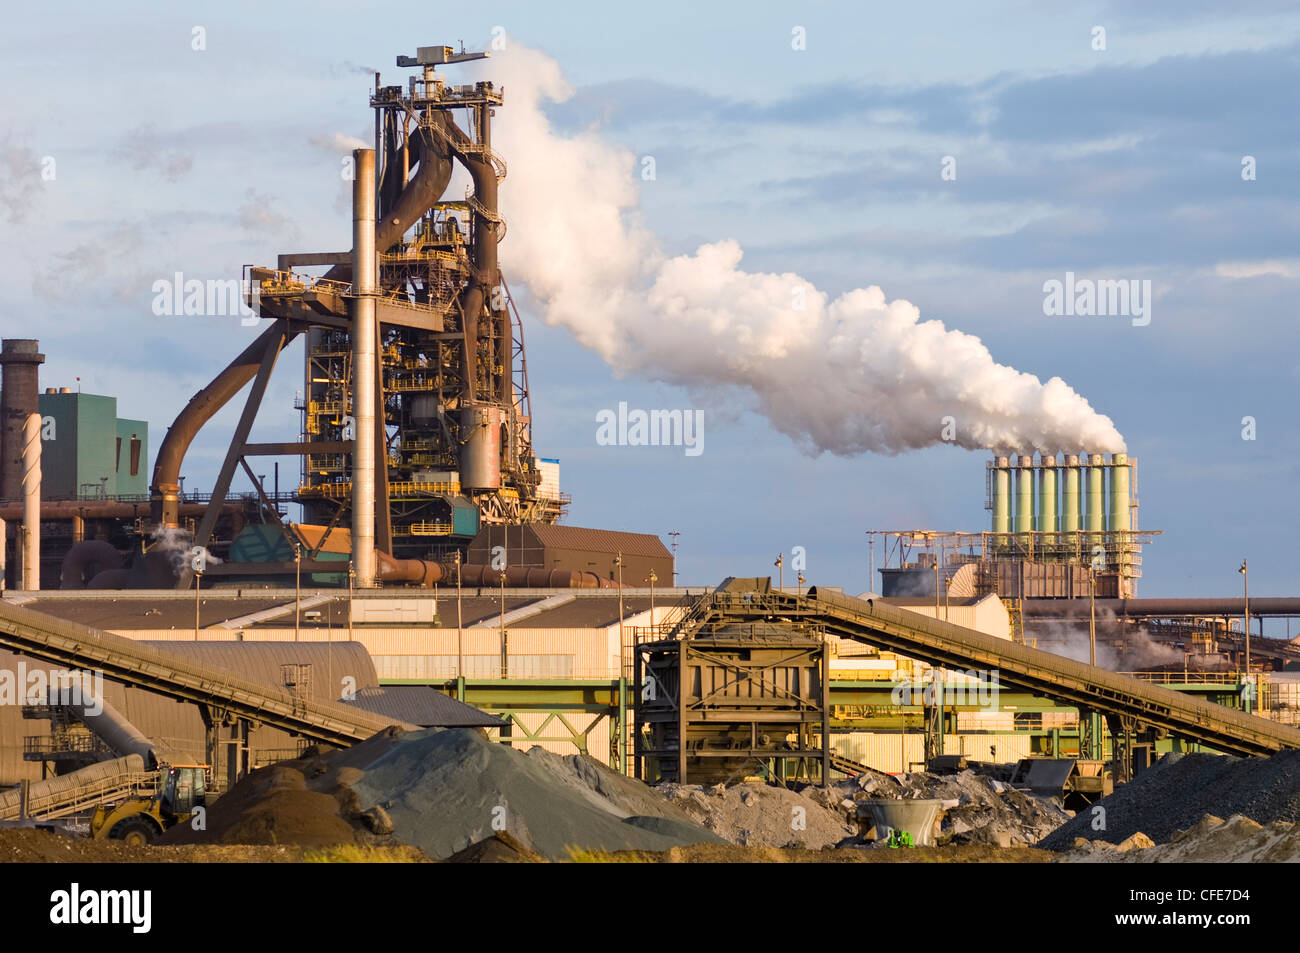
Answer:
[0, 828, 424, 863]
[592, 843, 1052, 863]
[0, 826, 1049, 863]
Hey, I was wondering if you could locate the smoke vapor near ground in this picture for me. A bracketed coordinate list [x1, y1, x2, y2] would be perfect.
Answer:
[477, 47, 1125, 455]
[1030, 613, 1227, 672]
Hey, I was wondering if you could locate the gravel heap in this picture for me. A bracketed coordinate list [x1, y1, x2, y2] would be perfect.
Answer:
[809, 766, 1071, 848]
[657, 782, 857, 848]
[655, 765, 1069, 850]
[1039, 750, 1300, 850]
[168, 727, 722, 860]
[1058, 814, 1300, 863]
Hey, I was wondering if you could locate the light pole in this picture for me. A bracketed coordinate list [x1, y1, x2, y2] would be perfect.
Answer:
[454, 550, 463, 682]
[1088, 565, 1097, 668]
[347, 560, 354, 643]
[499, 569, 507, 678]
[775, 553, 783, 591]
[669, 530, 680, 586]
[797, 571, 805, 598]
[615, 553, 625, 678]
[646, 569, 657, 623]
[293, 539, 302, 643]
[1240, 559, 1251, 712]
[867, 532, 873, 594]
[194, 567, 202, 641]
[933, 561, 939, 617]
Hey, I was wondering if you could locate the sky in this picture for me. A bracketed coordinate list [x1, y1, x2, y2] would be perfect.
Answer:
[1, 1, 1298, 616]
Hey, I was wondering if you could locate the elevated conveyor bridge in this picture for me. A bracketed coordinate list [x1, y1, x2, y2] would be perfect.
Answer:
[663, 579, 1300, 760]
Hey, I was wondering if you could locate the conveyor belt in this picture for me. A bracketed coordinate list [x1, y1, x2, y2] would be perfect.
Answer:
[0, 601, 404, 748]
[675, 581, 1300, 758]
[0, 755, 153, 822]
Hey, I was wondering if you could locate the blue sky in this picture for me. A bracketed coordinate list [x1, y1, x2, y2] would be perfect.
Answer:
[2, 2, 1298, 615]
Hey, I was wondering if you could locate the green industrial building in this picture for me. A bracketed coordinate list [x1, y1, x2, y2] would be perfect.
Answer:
[37, 389, 148, 499]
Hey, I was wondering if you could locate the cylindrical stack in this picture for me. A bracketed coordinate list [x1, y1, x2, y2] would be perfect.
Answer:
[1060, 453, 1081, 533]
[1086, 453, 1105, 534]
[1015, 454, 1034, 535]
[351, 148, 377, 587]
[0, 339, 45, 503]
[22, 412, 40, 590]
[1109, 452, 1131, 532]
[991, 455, 1010, 535]
[1038, 454, 1057, 536]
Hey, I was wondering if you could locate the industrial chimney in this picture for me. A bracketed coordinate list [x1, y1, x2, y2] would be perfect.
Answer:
[351, 148, 378, 587]
[0, 339, 44, 503]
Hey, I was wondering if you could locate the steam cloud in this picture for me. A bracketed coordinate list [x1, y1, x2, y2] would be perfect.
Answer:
[477, 48, 1125, 455]
[1031, 613, 1227, 672]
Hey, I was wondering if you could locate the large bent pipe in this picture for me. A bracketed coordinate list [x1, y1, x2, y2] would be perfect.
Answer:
[150, 117, 455, 528]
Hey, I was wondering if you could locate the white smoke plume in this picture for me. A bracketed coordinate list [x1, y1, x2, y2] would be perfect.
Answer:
[1030, 613, 1227, 672]
[477, 47, 1125, 455]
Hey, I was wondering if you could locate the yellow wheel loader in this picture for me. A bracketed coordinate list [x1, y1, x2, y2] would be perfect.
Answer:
[90, 763, 209, 845]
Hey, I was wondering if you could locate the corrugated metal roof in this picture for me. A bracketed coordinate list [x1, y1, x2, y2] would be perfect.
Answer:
[510, 597, 653, 629]
[137, 640, 379, 692]
[882, 597, 988, 607]
[0, 641, 382, 785]
[343, 686, 505, 728]
[19, 596, 292, 631]
[527, 524, 671, 558]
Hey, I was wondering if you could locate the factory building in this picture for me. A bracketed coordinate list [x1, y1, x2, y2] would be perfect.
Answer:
[37, 389, 147, 500]
[986, 451, 1144, 598]
[466, 524, 673, 587]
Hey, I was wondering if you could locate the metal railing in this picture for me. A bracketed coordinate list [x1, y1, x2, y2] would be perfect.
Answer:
[1120, 671, 1240, 685]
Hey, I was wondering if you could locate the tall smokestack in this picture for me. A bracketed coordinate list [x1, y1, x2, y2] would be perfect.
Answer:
[1038, 454, 1057, 535]
[1060, 453, 1081, 533]
[22, 412, 39, 590]
[1109, 452, 1132, 532]
[0, 339, 44, 503]
[1086, 453, 1105, 535]
[351, 148, 377, 587]
[990, 455, 1010, 535]
[1015, 454, 1033, 535]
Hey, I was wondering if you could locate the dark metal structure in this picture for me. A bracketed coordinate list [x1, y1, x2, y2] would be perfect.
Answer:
[640, 578, 1300, 785]
[635, 578, 830, 785]
[147, 45, 566, 587]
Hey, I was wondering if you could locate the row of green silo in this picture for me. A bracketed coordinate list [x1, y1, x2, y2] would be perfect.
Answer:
[989, 452, 1132, 536]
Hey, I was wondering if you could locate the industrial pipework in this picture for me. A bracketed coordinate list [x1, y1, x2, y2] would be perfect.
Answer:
[1061, 453, 1080, 532]
[985, 449, 1146, 597]
[351, 148, 378, 587]
[146, 45, 564, 594]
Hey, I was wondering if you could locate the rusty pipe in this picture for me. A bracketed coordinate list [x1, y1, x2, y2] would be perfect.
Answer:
[60, 540, 126, 590]
[149, 321, 296, 527]
[151, 119, 456, 530]
[376, 549, 443, 587]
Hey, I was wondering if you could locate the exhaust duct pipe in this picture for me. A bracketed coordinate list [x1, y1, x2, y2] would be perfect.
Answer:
[1060, 453, 1081, 533]
[1086, 453, 1105, 535]
[990, 455, 1010, 535]
[1038, 453, 1057, 534]
[351, 148, 377, 588]
[1015, 454, 1033, 535]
